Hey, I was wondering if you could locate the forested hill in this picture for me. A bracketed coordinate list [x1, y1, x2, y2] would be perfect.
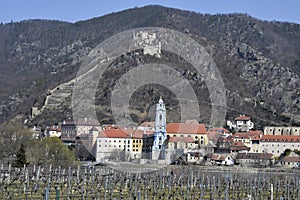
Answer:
[0, 5, 299, 127]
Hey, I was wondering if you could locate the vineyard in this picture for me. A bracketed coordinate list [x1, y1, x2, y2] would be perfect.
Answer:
[0, 163, 299, 199]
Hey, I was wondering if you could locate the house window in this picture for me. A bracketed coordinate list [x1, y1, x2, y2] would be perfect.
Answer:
[114, 140, 116, 143]
[119, 145, 121, 148]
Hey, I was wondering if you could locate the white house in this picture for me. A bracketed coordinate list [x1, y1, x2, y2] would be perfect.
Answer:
[280, 157, 300, 168]
[227, 115, 254, 132]
[96, 128, 154, 162]
[96, 128, 132, 162]
[45, 126, 61, 137]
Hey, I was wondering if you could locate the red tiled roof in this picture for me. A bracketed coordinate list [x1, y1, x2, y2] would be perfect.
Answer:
[131, 130, 154, 139]
[251, 135, 261, 141]
[230, 141, 250, 151]
[98, 129, 154, 139]
[167, 123, 206, 134]
[100, 129, 131, 138]
[210, 127, 229, 133]
[207, 132, 221, 141]
[260, 135, 300, 142]
[235, 115, 250, 121]
[232, 133, 251, 139]
[139, 122, 155, 128]
[236, 153, 273, 160]
[207, 154, 226, 161]
[169, 137, 194, 143]
[247, 130, 262, 136]
[281, 157, 300, 163]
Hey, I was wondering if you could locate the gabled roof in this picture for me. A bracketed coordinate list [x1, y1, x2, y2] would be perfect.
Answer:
[98, 129, 154, 139]
[281, 157, 300, 163]
[260, 135, 300, 142]
[209, 127, 229, 133]
[187, 152, 203, 157]
[89, 126, 99, 132]
[207, 132, 221, 142]
[236, 153, 273, 160]
[230, 141, 250, 151]
[169, 137, 194, 143]
[131, 130, 154, 139]
[207, 154, 226, 161]
[231, 133, 251, 139]
[167, 123, 206, 134]
[247, 130, 262, 136]
[235, 115, 250, 121]
[99, 129, 131, 138]
[139, 122, 155, 128]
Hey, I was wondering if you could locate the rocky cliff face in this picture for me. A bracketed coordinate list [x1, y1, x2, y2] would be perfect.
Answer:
[0, 6, 299, 127]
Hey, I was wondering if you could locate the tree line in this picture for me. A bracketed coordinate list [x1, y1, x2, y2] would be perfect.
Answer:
[0, 121, 76, 168]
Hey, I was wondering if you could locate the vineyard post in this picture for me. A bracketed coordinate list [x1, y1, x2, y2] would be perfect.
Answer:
[270, 183, 273, 200]
[68, 166, 71, 199]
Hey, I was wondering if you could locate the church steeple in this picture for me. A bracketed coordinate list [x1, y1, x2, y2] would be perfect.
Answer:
[152, 97, 167, 151]
[155, 96, 166, 133]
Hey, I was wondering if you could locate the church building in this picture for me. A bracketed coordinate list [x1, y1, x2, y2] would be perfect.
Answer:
[152, 97, 167, 160]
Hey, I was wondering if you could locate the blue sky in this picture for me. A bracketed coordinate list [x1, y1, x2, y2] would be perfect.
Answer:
[1, 0, 300, 24]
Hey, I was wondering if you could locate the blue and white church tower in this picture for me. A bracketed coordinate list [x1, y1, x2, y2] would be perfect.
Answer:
[152, 97, 167, 160]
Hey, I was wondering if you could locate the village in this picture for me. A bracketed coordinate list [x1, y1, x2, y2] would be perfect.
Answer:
[35, 97, 300, 169]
